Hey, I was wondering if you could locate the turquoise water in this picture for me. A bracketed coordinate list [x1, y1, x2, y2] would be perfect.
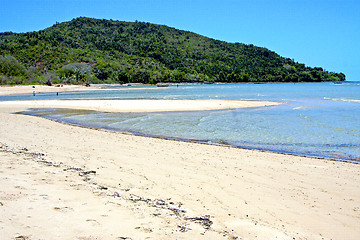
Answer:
[6, 82, 360, 163]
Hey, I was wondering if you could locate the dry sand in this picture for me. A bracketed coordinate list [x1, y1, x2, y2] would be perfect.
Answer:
[0, 84, 102, 96]
[0, 86, 359, 240]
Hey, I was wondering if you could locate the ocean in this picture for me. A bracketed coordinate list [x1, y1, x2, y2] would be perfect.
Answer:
[4, 82, 359, 163]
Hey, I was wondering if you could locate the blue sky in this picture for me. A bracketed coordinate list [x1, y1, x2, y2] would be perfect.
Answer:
[0, 0, 359, 81]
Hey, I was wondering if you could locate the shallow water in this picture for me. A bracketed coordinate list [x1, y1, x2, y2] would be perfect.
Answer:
[10, 82, 360, 163]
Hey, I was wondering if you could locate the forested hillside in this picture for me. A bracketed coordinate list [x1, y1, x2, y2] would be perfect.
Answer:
[0, 17, 345, 85]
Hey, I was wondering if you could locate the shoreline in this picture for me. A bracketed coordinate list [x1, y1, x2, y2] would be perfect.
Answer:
[0, 81, 351, 97]
[0, 84, 104, 96]
[1, 87, 359, 239]
[19, 108, 360, 165]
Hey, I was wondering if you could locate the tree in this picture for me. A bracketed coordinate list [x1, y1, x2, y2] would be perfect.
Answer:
[0, 55, 26, 77]
[116, 70, 130, 83]
[61, 62, 92, 83]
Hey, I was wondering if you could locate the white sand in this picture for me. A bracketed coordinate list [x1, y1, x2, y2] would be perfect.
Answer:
[0, 84, 102, 96]
[0, 86, 359, 239]
[0, 99, 280, 113]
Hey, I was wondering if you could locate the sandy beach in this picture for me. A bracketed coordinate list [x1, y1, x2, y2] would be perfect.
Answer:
[0, 84, 103, 96]
[0, 86, 359, 240]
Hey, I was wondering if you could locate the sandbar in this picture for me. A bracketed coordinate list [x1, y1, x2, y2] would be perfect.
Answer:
[0, 99, 280, 113]
[0, 84, 280, 112]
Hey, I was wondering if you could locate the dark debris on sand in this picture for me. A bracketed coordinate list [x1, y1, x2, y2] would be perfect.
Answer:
[1, 142, 216, 233]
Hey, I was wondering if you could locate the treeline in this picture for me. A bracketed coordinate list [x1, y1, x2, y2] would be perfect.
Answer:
[0, 17, 346, 85]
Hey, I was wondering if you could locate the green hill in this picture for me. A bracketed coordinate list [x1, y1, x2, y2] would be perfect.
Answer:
[0, 17, 345, 85]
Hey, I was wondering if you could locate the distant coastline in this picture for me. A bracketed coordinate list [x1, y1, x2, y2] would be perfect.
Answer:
[1, 80, 353, 96]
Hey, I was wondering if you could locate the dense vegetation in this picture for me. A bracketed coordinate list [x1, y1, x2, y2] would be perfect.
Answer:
[0, 17, 345, 85]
